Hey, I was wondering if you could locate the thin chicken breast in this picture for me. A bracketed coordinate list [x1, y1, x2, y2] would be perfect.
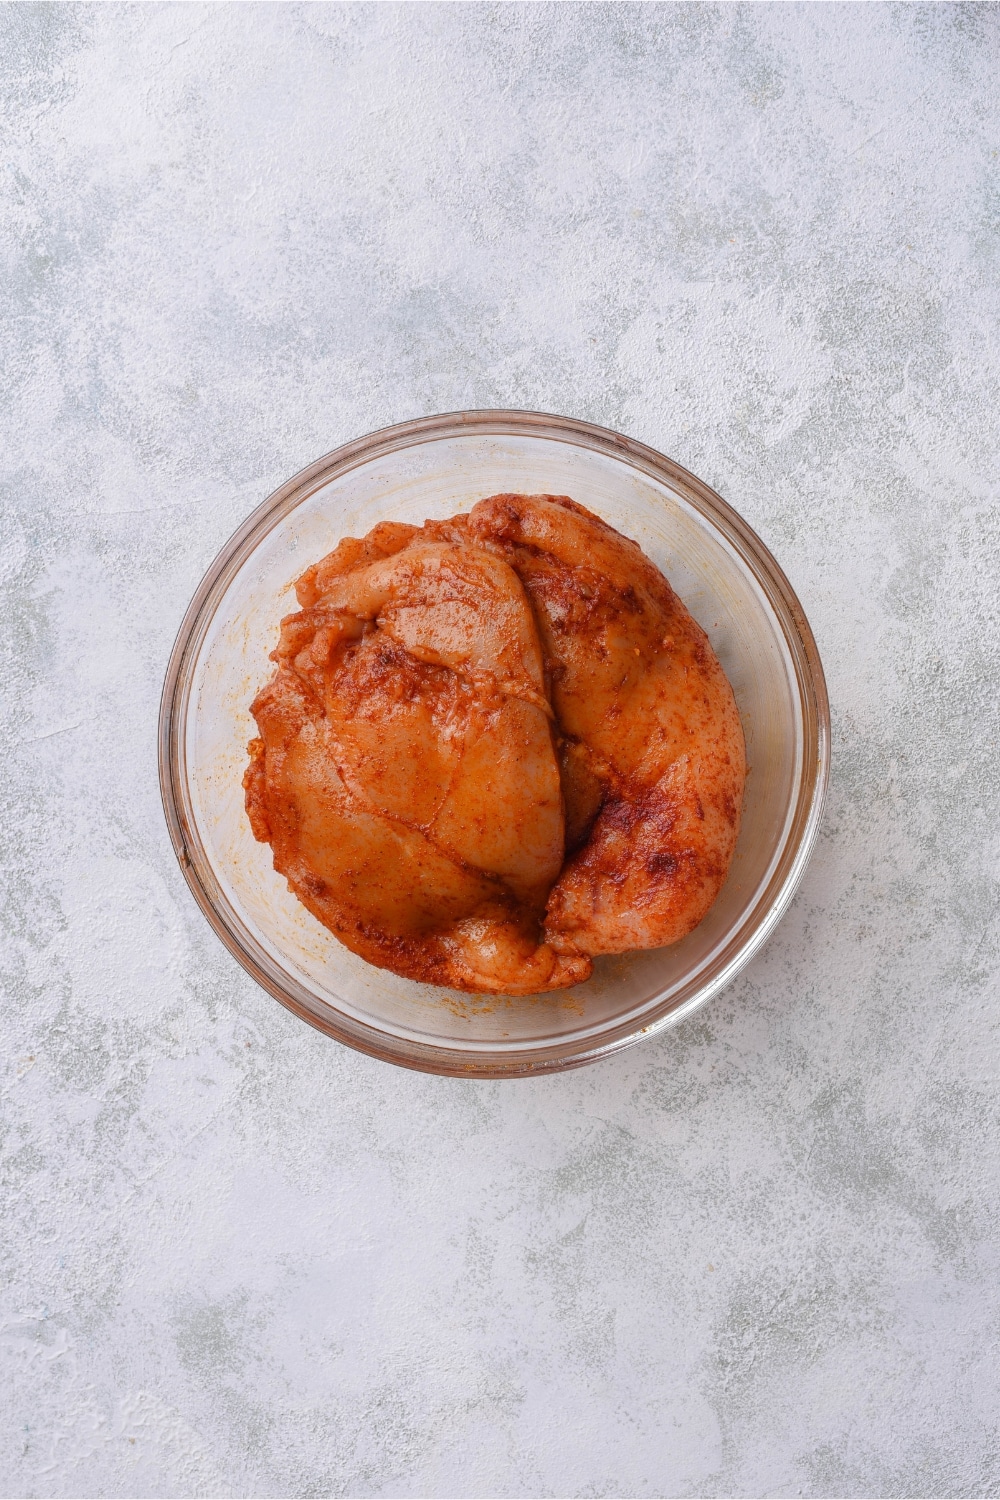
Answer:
[468, 494, 747, 956]
[244, 520, 591, 994]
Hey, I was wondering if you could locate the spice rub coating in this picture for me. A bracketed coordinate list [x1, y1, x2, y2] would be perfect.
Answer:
[245, 498, 746, 991]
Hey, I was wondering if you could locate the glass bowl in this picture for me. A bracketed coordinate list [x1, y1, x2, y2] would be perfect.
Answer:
[159, 411, 829, 1077]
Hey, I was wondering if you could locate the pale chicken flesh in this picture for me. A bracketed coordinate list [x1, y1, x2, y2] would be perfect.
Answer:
[244, 498, 746, 992]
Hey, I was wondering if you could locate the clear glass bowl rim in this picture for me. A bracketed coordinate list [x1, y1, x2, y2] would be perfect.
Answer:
[158, 409, 830, 1077]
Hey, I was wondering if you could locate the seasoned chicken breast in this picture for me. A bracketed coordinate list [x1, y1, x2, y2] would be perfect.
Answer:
[244, 521, 591, 993]
[245, 495, 745, 993]
[468, 494, 746, 956]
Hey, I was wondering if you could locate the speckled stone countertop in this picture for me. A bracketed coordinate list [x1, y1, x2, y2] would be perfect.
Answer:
[2, 5, 998, 1496]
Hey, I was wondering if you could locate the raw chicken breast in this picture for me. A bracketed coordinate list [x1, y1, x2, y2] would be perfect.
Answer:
[244, 521, 591, 993]
[245, 495, 746, 993]
[468, 494, 746, 956]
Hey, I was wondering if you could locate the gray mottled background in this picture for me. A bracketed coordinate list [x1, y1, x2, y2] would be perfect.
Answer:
[2, 3, 999, 1496]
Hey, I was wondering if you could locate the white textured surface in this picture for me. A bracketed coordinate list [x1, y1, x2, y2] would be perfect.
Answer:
[2, 5, 999, 1496]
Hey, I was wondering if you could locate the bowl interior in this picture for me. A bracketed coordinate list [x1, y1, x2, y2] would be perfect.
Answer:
[175, 423, 811, 1068]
